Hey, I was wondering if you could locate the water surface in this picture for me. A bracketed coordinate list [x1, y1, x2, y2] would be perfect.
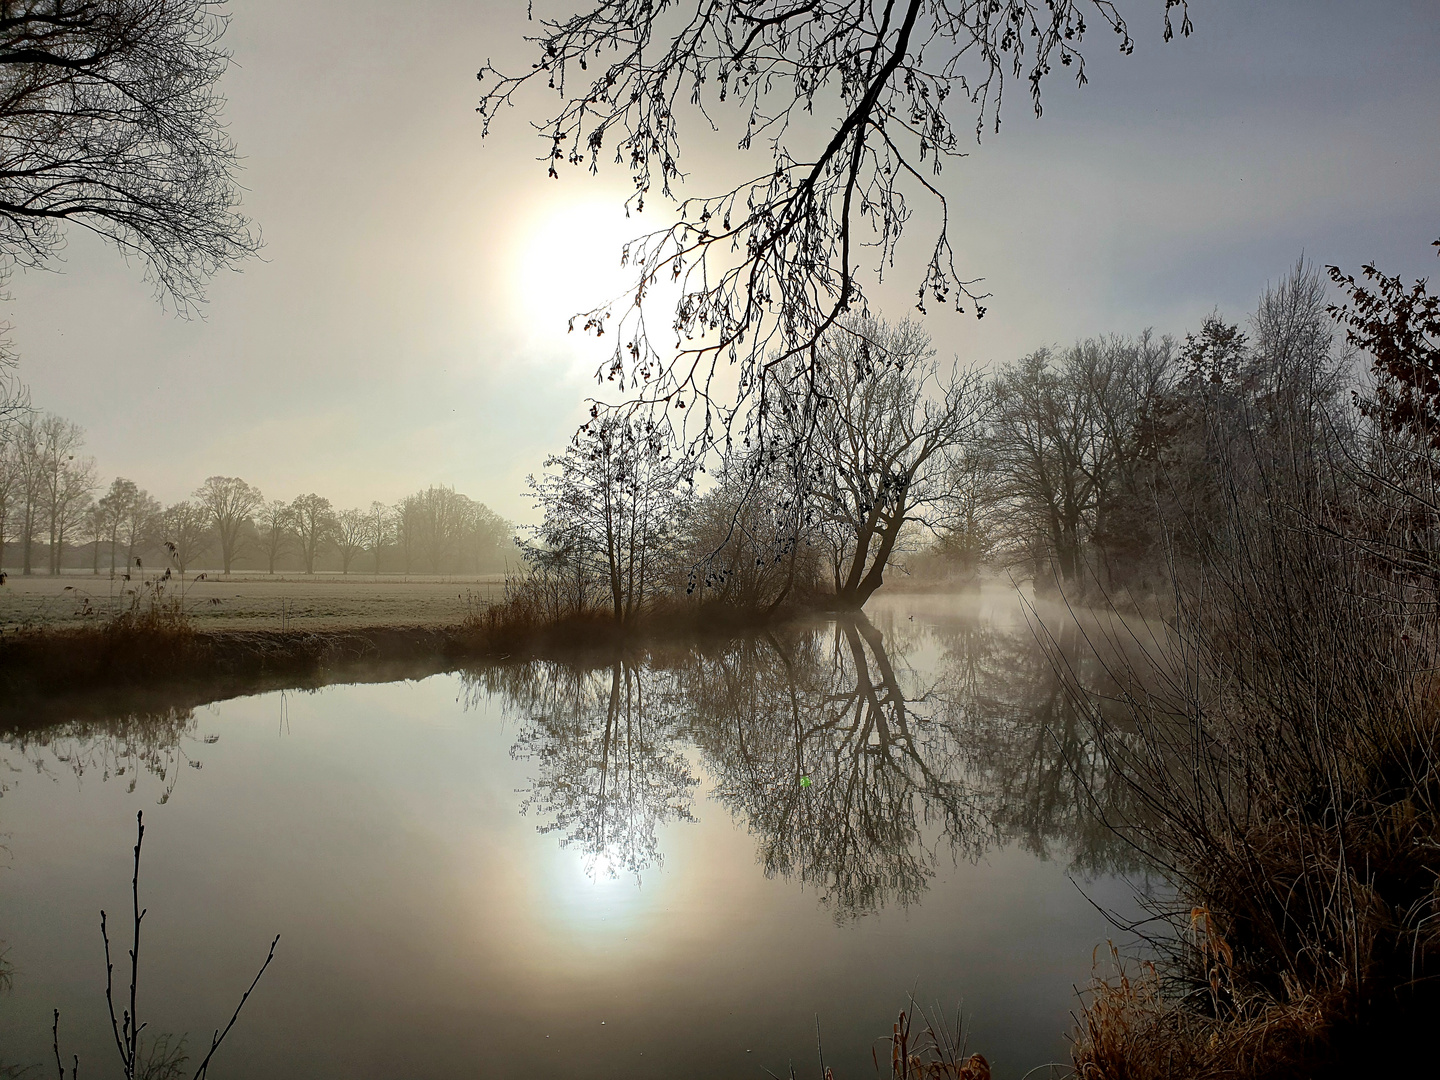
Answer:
[0, 591, 1144, 1078]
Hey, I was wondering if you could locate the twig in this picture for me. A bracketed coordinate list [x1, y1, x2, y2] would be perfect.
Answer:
[101, 911, 126, 1072]
[128, 811, 147, 1078]
[190, 933, 281, 1080]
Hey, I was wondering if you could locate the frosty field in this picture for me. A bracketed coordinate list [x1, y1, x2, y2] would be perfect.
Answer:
[0, 572, 507, 632]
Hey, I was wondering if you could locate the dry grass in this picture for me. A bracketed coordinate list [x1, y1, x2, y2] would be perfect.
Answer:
[1071, 946, 1330, 1080]
[1063, 413, 1440, 1077]
[876, 1010, 992, 1080]
[455, 569, 814, 655]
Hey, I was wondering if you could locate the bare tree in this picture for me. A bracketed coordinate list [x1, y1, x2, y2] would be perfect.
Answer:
[49, 466, 95, 572]
[525, 416, 686, 624]
[466, 501, 515, 575]
[85, 498, 108, 573]
[193, 475, 261, 575]
[120, 486, 160, 572]
[97, 476, 139, 574]
[402, 486, 470, 574]
[335, 507, 366, 575]
[12, 411, 43, 573]
[258, 498, 290, 575]
[363, 500, 392, 576]
[929, 444, 1002, 578]
[795, 318, 986, 608]
[0, 432, 18, 568]
[680, 449, 822, 611]
[34, 412, 95, 573]
[988, 347, 1101, 586]
[161, 499, 209, 573]
[0, 333, 24, 421]
[1067, 332, 1174, 583]
[479, 0, 1190, 446]
[394, 495, 419, 575]
[0, 0, 258, 309]
[288, 493, 335, 574]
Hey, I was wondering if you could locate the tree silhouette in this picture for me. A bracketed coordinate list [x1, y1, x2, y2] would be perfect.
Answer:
[480, 0, 1190, 447]
[288, 493, 336, 575]
[0, 0, 258, 309]
[193, 476, 262, 576]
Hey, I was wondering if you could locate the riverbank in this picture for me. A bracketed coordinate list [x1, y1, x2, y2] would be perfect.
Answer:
[0, 600, 830, 732]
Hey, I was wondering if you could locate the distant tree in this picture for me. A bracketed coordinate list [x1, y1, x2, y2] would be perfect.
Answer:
[97, 478, 139, 574]
[288, 494, 336, 574]
[467, 501, 516, 575]
[161, 499, 210, 574]
[930, 446, 1002, 578]
[35, 413, 95, 573]
[85, 500, 108, 574]
[0, 0, 258, 311]
[335, 507, 367, 575]
[0, 436, 19, 568]
[258, 499, 291, 575]
[988, 348, 1104, 586]
[680, 450, 821, 611]
[394, 496, 420, 575]
[12, 413, 43, 574]
[194, 476, 262, 575]
[121, 488, 161, 572]
[1049, 331, 1177, 584]
[1248, 260, 1345, 428]
[363, 501, 393, 576]
[0, 338, 24, 423]
[401, 485, 500, 574]
[52, 478, 97, 571]
[794, 319, 987, 608]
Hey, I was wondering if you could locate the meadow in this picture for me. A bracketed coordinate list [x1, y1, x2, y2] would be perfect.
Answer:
[0, 571, 507, 633]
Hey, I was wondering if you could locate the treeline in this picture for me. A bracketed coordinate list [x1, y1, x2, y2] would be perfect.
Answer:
[0, 426, 519, 576]
[508, 259, 1354, 623]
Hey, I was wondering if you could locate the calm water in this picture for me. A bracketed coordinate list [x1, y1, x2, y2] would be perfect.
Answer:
[0, 592, 1146, 1079]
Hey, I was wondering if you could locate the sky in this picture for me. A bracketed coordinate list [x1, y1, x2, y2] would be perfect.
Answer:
[4, 0, 1437, 523]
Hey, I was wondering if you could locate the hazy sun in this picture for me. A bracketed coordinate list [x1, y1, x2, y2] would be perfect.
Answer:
[512, 195, 638, 340]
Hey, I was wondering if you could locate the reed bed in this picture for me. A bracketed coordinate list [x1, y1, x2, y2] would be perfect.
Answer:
[1065, 417, 1440, 1077]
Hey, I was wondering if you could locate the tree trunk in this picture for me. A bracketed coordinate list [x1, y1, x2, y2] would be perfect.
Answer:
[22, 502, 34, 575]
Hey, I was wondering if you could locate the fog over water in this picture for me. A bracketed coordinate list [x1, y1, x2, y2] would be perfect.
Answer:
[2, 0, 1435, 521]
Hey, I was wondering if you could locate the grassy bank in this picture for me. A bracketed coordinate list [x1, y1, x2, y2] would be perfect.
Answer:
[0, 593, 824, 732]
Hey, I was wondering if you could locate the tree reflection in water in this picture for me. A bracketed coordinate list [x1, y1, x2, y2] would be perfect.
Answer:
[480, 661, 698, 880]
[0, 600, 1147, 918]
[470, 603, 1146, 919]
[680, 617, 992, 916]
[1, 706, 209, 804]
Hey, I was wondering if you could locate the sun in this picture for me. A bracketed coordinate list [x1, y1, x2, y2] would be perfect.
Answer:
[510, 195, 639, 342]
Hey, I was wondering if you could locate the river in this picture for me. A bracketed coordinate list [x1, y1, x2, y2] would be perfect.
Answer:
[0, 590, 1150, 1079]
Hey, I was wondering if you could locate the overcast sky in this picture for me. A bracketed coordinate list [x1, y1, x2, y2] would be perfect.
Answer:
[5, 0, 1437, 522]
